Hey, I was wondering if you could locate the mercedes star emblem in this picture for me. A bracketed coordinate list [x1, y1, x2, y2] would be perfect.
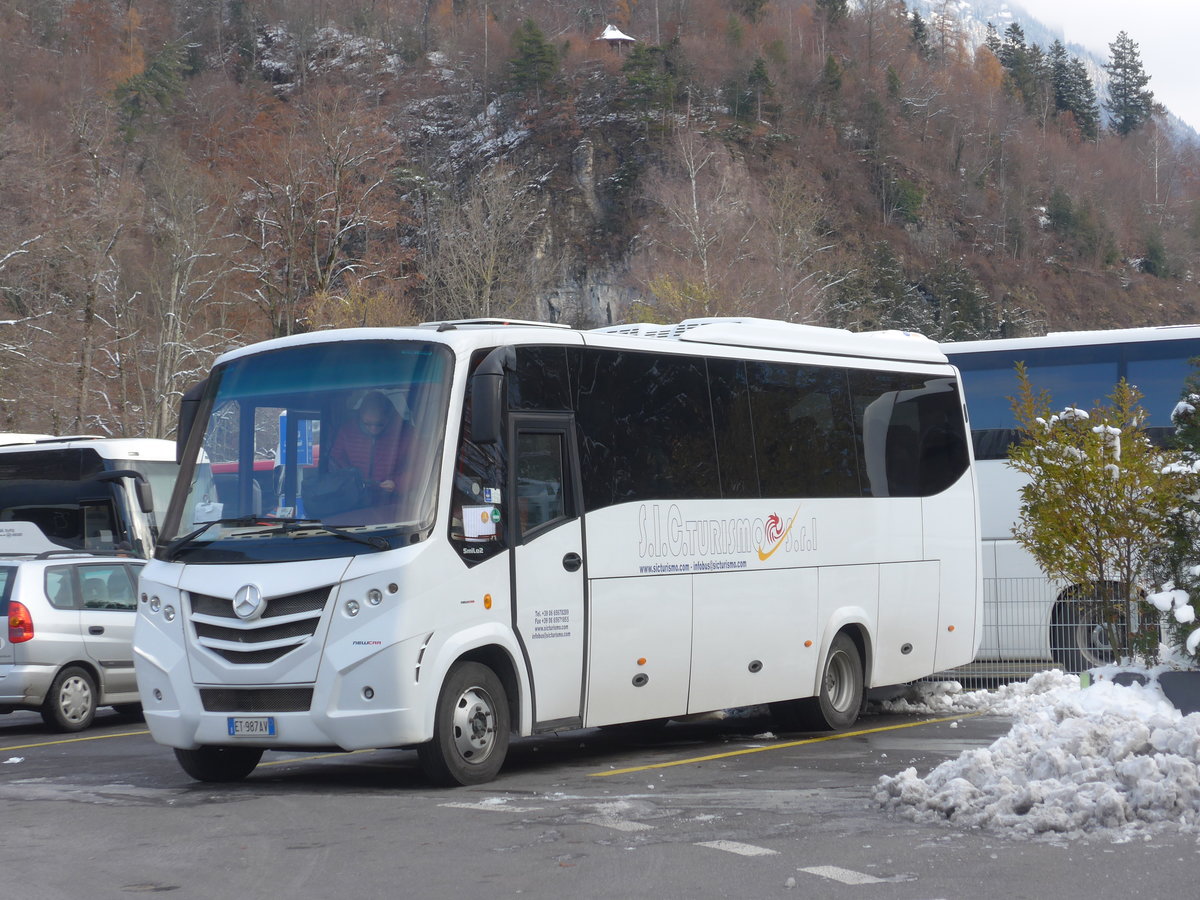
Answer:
[232, 584, 266, 620]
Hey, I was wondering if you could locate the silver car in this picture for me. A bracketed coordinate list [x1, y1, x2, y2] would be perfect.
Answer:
[0, 525, 145, 731]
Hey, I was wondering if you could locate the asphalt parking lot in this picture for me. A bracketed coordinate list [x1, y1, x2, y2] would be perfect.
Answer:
[1, 705, 1196, 900]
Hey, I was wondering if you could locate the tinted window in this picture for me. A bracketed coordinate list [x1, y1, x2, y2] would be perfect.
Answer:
[516, 431, 568, 537]
[709, 359, 760, 499]
[511, 346, 573, 411]
[574, 349, 718, 508]
[850, 371, 969, 497]
[747, 362, 858, 498]
[448, 351, 508, 566]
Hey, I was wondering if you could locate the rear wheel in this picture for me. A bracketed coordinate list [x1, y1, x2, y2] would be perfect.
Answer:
[174, 746, 264, 782]
[41, 666, 97, 732]
[418, 661, 510, 787]
[771, 633, 864, 732]
[1051, 586, 1125, 673]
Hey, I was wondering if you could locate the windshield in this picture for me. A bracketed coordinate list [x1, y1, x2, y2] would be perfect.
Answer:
[160, 339, 453, 563]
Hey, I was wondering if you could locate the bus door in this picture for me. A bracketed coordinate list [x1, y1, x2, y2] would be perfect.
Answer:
[510, 414, 586, 730]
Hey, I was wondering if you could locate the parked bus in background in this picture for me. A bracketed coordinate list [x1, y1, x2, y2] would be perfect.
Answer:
[134, 317, 981, 786]
[0, 437, 178, 559]
[944, 325, 1200, 674]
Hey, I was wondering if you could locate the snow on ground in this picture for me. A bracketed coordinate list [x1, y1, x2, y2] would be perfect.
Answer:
[874, 670, 1200, 841]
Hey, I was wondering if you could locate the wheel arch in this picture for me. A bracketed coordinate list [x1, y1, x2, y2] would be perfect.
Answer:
[812, 613, 872, 695]
[422, 626, 528, 739]
[55, 659, 103, 697]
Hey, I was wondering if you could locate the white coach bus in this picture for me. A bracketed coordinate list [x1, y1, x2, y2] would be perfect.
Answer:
[944, 325, 1200, 672]
[0, 436, 177, 558]
[134, 317, 981, 786]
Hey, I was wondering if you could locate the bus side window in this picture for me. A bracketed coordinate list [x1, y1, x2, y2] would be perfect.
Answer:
[516, 432, 567, 537]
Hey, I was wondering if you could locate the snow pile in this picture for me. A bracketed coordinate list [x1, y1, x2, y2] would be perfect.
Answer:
[875, 671, 1200, 839]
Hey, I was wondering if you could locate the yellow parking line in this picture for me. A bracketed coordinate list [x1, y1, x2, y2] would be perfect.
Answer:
[589, 712, 985, 777]
[0, 729, 150, 752]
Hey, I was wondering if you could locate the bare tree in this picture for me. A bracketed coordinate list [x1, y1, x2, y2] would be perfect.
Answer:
[631, 129, 757, 318]
[419, 163, 553, 321]
[230, 86, 406, 337]
[135, 147, 239, 438]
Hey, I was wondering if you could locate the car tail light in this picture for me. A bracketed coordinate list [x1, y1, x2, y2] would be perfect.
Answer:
[8, 601, 33, 643]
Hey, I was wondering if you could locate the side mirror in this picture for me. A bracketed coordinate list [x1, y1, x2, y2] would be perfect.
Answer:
[469, 347, 514, 445]
[177, 378, 208, 464]
[88, 469, 155, 514]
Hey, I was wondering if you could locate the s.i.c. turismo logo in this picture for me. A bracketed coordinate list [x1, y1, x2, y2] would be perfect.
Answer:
[636, 503, 817, 563]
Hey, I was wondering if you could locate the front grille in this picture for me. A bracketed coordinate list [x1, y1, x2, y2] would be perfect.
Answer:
[188, 586, 332, 665]
[191, 588, 329, 620]
[200, 687, 314, 713]
[194, 618, 318, 644]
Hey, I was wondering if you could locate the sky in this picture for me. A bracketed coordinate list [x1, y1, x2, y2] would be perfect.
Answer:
[1015, 0, 1200, 131]
[874, 669, 1200, 839]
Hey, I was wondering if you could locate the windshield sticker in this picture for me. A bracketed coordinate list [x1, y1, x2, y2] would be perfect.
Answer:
[463, 505, 498, 540]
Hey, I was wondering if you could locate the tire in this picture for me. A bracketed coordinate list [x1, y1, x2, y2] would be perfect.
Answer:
[41, 666, 97, 732]
[772, 633, 864, 732]
[418, 661, 510, 787]
[174, 746, 264, 783]
[1051, 589, 1125, 673]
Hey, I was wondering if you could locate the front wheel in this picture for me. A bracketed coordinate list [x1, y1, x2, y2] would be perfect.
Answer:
[41, 666, 97, 732]
[418, 661, 510, 787]
[174, 746, 264, 783]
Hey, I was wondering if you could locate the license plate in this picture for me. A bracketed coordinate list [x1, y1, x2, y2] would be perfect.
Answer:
[227, 716, 276, 737]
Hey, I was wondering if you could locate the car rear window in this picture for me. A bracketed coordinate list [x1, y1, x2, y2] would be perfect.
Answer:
[0, 566, 14, 603]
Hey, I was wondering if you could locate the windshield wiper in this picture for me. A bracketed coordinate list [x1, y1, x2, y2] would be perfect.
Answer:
[161, 516, 264, 560]
[250, 517, 390, 551]
[162, 516, 390, 559]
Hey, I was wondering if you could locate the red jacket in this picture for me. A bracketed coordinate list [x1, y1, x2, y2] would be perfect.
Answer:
[330, 419, 409, 487]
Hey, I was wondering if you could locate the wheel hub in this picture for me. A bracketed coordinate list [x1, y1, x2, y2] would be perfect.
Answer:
[451, 686, 496, 763]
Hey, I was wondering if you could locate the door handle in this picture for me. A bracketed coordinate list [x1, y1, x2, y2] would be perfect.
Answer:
[562, 552, 582, 572]
[88, 626, 105, 635]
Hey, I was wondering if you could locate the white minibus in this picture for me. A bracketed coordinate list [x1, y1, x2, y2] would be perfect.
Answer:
[134, 317, 982, 785]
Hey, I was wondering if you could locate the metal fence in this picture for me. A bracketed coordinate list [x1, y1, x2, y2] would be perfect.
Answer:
[921, 577, 1127, 691]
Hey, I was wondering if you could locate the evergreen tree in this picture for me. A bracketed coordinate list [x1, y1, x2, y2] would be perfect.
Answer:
[508, 20, 559, 101]
[1049, 40, 1072, 110]
[113, 40, 187, 139]
[1104, 30, 1156, 135]
[983, 22, 1002, 58]
[998, 23, 1025, 69]
[816, 0, 849, 26]
[747, 57, 774, 122]
[910, 10, 931, 59]
[729, 0, 769, 23]
[623, 44, 670, 116]
[1069, 58, 1101, 139]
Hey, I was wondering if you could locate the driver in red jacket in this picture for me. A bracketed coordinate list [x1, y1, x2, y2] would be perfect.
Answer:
[330, 391, 409, 502]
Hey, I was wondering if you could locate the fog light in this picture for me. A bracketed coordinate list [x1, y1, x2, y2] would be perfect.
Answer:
[149, 596, 161, 613]
[367, 588, 383, 606]
[345, 599, 360, 617]
[140, 593, 148, 603]
[163, 606, 176, 622]
[153, 689, 162, 701]
[363, 686, 375, 700]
